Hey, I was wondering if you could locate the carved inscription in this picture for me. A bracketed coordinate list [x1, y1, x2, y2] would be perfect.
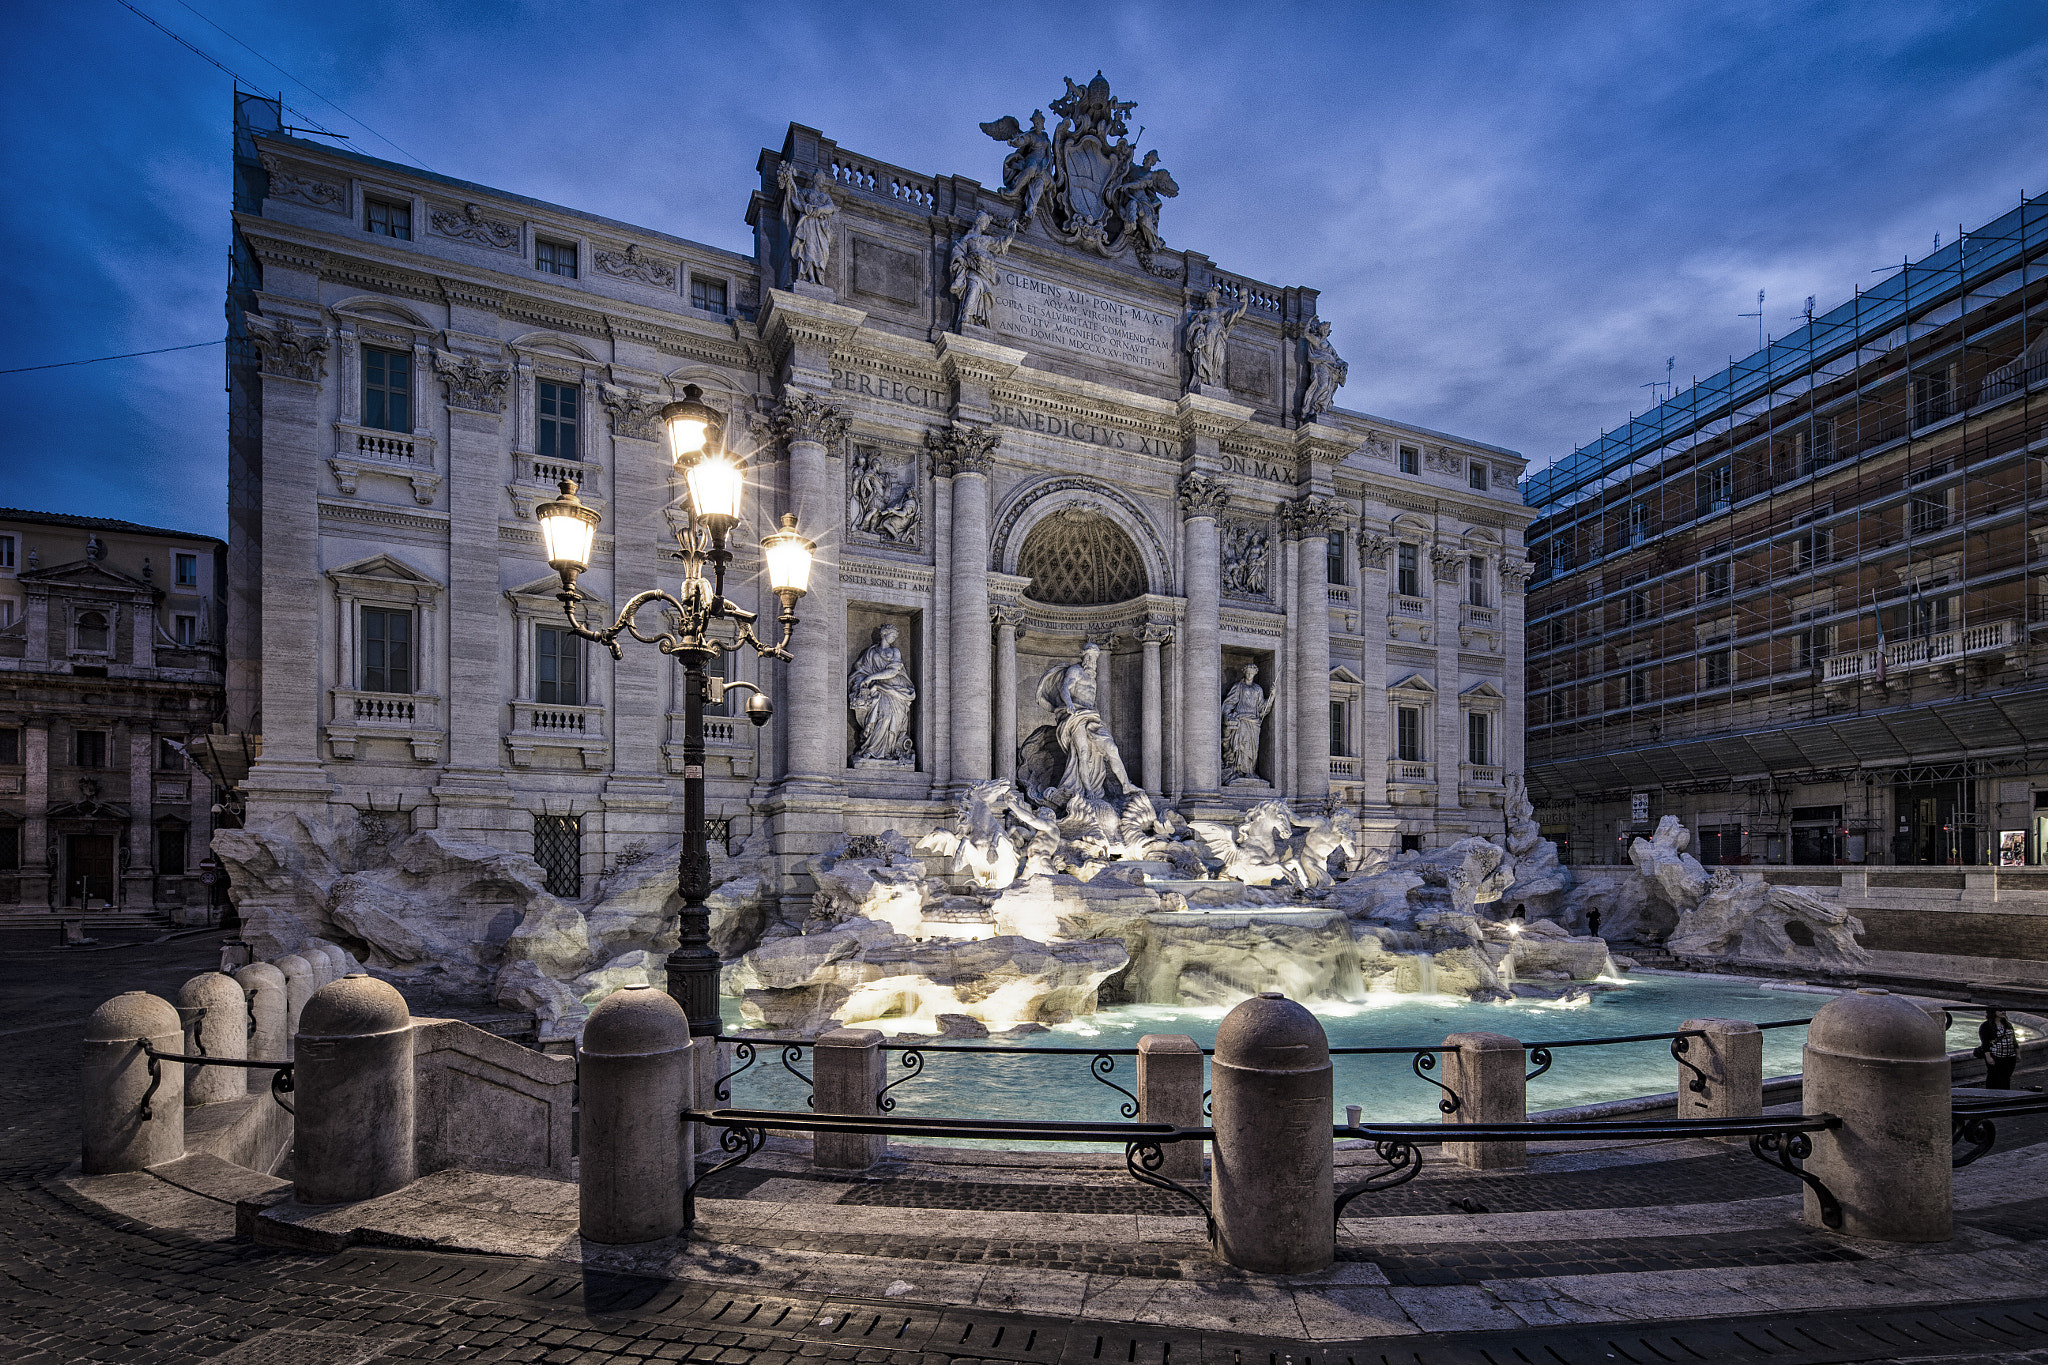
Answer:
[994, 270, 1178, 378]
[992, 402, 1173, 456]
[829, 366, 948, 410]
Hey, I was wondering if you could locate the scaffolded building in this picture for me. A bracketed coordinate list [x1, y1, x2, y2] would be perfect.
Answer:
[1526, 194, 2048, 868]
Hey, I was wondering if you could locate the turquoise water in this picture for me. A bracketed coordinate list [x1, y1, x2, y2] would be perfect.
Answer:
[716, 974, 1987, 1130]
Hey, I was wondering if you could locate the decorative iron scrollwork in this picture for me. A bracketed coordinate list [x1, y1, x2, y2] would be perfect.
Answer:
[1524, 1046, 1553, 1084]
[780, 1044, 814, 1110]
[1672, 1034, 1710, 1097]
[683, 1120, 767, 1230]
[1953, 1113, 1998, 1168]
[877, 1048, 925, 1112]
[1093, 1052, 1139, 1119]
[1334, 1136, 1425, 1224]
[1750, 1128, 1840, 1228]
[713, 1041, 756, 1103]
[1124, 1140, 1214, 1243]
[1414, 1050, 1460, 1115]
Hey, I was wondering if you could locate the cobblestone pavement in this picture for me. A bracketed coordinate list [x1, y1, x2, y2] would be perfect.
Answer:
[6, 931, 2048, 1363]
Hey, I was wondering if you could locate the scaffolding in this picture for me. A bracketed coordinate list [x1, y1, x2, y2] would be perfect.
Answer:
[1524, 193, 2048, 862]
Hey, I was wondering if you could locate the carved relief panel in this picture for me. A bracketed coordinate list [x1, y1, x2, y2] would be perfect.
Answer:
[846, 444, 923, 550]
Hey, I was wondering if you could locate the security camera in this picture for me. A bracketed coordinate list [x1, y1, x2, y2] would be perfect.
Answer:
[745, 692, 773, 727]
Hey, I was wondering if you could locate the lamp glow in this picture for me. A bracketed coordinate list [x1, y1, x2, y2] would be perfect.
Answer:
[661, 384, 719, 464]
[535, 480, 601, 577]
[685, 453, 744, 530]
[761, 514, 815, 597]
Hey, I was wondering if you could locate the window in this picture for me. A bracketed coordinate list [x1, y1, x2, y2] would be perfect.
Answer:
[1699, 464, 1732, 515]
[75, 611, 109, 652]
[1396, 543, 1420, 597]
[362, 346, 410, 432]
[536, 238, 578, 278]
[1398, 444, 1420, 475]
[361, 607, 413, 694]
[1329, 701, 1350, 757]
[1914, 370, 1954, 428]
[691, 276, 728, 314]
[1467, 462, 1488, 492]
[1326, 531, 1346, 585]
[1629, 670, 1650, 706]
[1798, 622, 1834, 669]
[1703, 649, 1731, 689]
[157, 737, 184, 770]
[0, 598, 15, 628]
[1467, 712, 1490, 766]
[156, 825, 186, 877]
[0, 727, 18, 764]
[173, 615, 197, 647]
[1908, 578, 1952, 638]
[0, 534, 13, 568]
[1798, 422, 1837, 475]
[1622, 574, 1650, 623]
[1396, 706, 1423, 762]
[1795, 513, 1831, 569]
[0, 825, 17, 873]
[365, 197, 411, 240]
[538, 381, 579, 461]
[74, 730, 107, 768]
[1909, 465, 1950, 535]
[536, 625, 581, 705]
[174, 553, 198, 587]
[1700, 561, 1730, 600]
[533, 814, 582, 898]
[1627, 505, 1649, 547]
[1468, 556, 1488, 606]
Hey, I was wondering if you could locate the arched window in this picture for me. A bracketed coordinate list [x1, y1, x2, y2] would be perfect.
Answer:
[1016, 509, 1147, 606]
[75, 611, 109, 652]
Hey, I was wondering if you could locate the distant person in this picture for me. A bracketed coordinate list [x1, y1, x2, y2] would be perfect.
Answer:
[1977, 1008, 2020, 1090]
[1587, 909, 1603, 938]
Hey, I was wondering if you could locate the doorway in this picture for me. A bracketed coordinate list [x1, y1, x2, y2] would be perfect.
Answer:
[1893, 779, 1977, 865]
[65, 834, 115, 907]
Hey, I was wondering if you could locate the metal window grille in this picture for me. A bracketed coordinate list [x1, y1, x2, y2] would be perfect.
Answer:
[534, 815, 582, 898]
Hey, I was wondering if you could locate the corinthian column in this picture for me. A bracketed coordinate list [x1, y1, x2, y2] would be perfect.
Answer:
[1291, 495, 1339, 803]
[1178, 473, 1230, 797]
[993, 604, 1023, 780]
[771, 392, 848, 785]
[1139, 621, 1171, 793]
[930, 425, 1000, 785]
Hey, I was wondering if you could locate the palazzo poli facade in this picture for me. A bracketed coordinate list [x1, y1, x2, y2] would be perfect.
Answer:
[223, 79, 1530, 917]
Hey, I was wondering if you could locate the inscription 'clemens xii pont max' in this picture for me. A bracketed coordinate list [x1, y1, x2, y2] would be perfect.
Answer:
[994, 270, 1179, 379]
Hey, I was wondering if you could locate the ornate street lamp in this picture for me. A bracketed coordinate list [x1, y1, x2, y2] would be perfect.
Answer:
[536, 384, 813, 1036]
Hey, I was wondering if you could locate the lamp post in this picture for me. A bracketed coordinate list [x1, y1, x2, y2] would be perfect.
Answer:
[536, 385, 813, 1036]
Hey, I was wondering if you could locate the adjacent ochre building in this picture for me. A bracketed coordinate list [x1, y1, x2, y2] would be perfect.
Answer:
[223, 80, 1530, 919]
[0, 508, 223, 917]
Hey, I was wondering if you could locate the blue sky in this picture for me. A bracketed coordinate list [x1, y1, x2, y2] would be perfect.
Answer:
[3, 1, 2043, 539]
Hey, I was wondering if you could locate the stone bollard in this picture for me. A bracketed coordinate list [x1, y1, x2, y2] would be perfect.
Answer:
[294, 974, 415, 1205]
[1442, 1032, 1526, 1170]
[691, 1036, 723, 1156]
[1210, 993, 1333, 1273]
[316, 944, 350, 984]
[234, 962, 288, 1087]
[578, 986, 694, 1244]
[1802, 987, 1952, 1241]
[1137, 1033, 1205, 1180]
[60, 918, 88, 947]
[275, 955, 315, 1057]
[218, 938, 253, 971]
[303, 945, 338, 990]
[81, 992, 185, 1173]
[813, 1028, 886, 1171]
[176, 972, 249, 1106]
[1678, 1017, 1762, 1133]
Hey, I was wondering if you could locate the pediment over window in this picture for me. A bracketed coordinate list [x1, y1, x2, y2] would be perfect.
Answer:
[328, 553, 443, 602]
[1389, 673, 1436, 699]
[507, 575, 610, 616]
[20, 559, 154, 597]
[1330, 666, 1364, 685]
[1460, 680, 1506, 702]
[333, 297, 431, 330]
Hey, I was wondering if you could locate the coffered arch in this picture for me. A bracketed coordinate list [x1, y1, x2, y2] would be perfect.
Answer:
[990, 476, 1173, 598]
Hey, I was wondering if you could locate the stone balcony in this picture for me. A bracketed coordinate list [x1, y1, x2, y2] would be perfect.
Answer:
[1386, 758, 1436, 805]
[507, 455, 605, 520]
[661, 713, 757, 779]
[505, 702, 609, 770]
[329, 422, 441, 505]
[326, 689, 442, 762]
[1328, 754, 1359, 780]
[1821, 620, 2020, 695]
[1459, 761, 1505, 805]
[1388, 594, 1432, 643]
[1459, 602, 1501, 650]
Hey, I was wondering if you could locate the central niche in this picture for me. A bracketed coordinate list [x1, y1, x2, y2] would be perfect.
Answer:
[1017, 508, 1148, 606]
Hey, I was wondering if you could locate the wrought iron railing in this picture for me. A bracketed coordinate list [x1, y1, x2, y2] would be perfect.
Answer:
[138, 1041, 295, 1116]
[1953, 1092, 2048, 1168]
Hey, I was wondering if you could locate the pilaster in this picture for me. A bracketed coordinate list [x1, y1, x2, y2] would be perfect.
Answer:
[434, 389, 516, 830]
[759, 289, 865, 394]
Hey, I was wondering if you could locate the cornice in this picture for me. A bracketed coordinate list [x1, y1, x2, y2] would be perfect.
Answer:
[1175, 391, 1255, 443]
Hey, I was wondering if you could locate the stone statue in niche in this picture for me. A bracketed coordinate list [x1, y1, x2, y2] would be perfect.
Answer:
[1299, 319, 1348, 421]
[1221, 662, 1274, 785]
[1184, 286, 1249, 394]
[1220, 522, 1269, 597]
[777, 163, 839, 288]
[848, 447, 921, 544]
[948, 211, 1017, 331]
[1017, 642, 1136, 809]
[847, 624, 917, 767]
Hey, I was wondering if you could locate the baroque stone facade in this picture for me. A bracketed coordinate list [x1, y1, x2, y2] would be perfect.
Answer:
[222, 79, 1530, 947]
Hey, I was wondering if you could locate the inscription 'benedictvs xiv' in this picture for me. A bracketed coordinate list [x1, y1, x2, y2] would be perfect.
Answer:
[995, 270, 1179, 379]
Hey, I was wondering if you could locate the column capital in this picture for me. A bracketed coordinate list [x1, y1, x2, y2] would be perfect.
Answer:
[1137, 621, 1174, 646]
[926, 423, 1000, 478]
[992, 602, 1027, 629]
[1499, 558, 1535, 595]
[771, 390, 849, 448]
[1429, 542, 1465, 582]
[1178, 472, 1231, 517]
[1356, 529, 1396, 570]
[1285, 493, 1343, 540]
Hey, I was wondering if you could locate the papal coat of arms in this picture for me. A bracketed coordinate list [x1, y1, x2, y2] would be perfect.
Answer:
[979, 72, 1179, 268]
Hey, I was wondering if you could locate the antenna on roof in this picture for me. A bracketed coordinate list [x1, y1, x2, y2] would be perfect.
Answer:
[1739, 289, 1765, 352]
